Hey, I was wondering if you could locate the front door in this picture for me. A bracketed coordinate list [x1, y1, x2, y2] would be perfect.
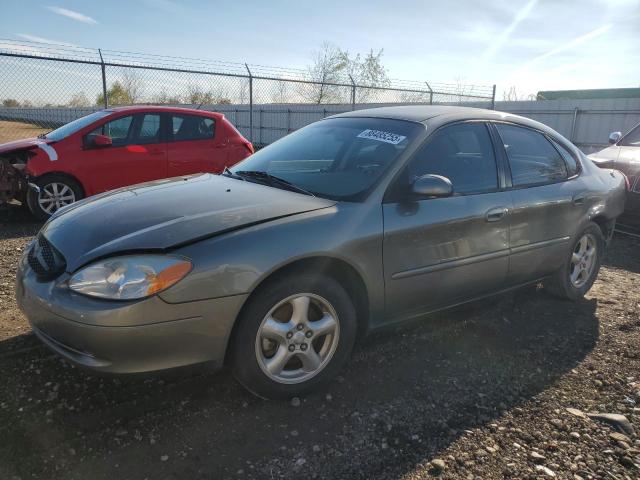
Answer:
[383, 122, 511, 320]
[82, 112, 168, 193]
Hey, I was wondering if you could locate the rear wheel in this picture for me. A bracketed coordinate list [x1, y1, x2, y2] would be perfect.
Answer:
[544, 222, 604, 300]
[231, 273, 357, 399]
[27, 174, 83, 220]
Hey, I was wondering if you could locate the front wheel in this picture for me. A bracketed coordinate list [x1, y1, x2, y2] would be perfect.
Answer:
[544, 222, 604, 300]
[26, 174, 83, 220]
[231, 274, 357, 399]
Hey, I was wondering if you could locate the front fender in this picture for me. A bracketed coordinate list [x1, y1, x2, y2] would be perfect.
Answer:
[160, 202, 385, 321]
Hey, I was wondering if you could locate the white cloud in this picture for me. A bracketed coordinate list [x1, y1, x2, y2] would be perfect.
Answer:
[525, 24, 612, 66]
[140, 0, 183, 13]
[482, 0, 538, 61]
[47, 6, 97, 25]
[506, 23, 613, 84]
[17, 33, 77, 47]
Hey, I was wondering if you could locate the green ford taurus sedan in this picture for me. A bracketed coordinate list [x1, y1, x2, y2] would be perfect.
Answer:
[16, 106, 627, 398]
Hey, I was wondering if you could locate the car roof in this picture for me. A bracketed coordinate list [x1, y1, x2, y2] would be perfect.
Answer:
[330, 105, 553, 132]
[106, 105, 224, 117]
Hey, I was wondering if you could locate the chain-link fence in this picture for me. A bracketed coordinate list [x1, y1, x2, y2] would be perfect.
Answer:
[0, 39, 496, 145]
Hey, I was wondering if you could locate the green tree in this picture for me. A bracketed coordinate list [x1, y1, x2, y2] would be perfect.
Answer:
[96, 81, 134, 106]
[2, 99, 20, 107]
[96, 72, 143, 106]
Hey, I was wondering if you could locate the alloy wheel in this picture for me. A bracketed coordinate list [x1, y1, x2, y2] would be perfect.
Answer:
[255, 293, 340, 384]
[570, 233, 597, 288]
[38, 182, 76, 214]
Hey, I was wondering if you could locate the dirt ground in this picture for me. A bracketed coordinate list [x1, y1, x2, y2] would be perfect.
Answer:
[0, 121, 49, 144]
[0, 203, 639, 480]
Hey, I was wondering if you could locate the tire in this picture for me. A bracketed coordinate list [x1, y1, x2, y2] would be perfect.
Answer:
[26, 174, 83, 221]
[544, 222, 604, 300]
[231, 273, 357, 399]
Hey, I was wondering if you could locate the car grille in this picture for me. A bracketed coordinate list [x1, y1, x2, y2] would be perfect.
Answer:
[27, 234, 66, 280]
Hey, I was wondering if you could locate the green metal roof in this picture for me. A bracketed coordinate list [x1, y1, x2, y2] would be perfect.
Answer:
[537, 88, 640, 100]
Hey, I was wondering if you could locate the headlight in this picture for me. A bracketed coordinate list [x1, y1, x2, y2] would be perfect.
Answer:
[68, 255, 192, 300]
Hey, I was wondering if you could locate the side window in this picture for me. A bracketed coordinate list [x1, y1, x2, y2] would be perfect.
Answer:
[550, 139, 580, 177]
[134, 114, 161, 144]
[405, 122, 498, 195]
[495, 124, 567, 186]
[89, 115, 133, 147]
[620, 125, 640, 147]
[171, 114, 215, 141]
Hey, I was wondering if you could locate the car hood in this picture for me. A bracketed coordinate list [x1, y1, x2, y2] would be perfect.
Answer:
[40, 173, 336, 272]
[0, 137, 53, 154]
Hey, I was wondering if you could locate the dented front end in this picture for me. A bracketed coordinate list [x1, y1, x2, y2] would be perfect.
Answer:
[0, 148, 33, 204]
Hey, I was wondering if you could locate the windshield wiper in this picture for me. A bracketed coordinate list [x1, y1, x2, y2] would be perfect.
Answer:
[234, 170, 315, 197]
[37, 133, 49, 139]
[222, 166, 244, 180]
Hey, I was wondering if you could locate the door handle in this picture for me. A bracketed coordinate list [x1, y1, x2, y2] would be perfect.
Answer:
[485, 207, 508, 222]
[149, 150, 164, 156]
[572, 194, 586, 205]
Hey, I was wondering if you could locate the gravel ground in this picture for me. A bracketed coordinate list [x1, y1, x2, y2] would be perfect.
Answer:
[1, 203, 639, 480]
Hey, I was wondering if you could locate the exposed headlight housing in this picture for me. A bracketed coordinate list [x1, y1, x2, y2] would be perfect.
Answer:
[68, 255, 192, 300]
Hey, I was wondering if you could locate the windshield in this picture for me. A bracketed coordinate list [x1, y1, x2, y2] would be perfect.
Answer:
[44, 110, 112, 142]
[230, 117, 423, 201]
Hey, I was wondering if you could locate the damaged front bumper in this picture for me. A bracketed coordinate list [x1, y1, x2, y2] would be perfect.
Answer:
[0, 152, 31, 204]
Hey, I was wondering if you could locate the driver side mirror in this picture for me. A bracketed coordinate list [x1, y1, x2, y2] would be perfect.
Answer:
[609, 131, 622, 145]
[89, 134, 112, 148]
[411, 174, 453, 198]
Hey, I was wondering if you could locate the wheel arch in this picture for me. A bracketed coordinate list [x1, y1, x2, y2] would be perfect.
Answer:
[589, 214, 615, 244]
[31, 171, 86, 197]
[223, 255, 371, 366]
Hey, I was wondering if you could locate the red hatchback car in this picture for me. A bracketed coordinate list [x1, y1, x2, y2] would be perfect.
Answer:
[0, 106, 253, 219]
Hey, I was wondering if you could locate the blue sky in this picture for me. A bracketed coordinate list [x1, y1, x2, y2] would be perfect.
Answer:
[1, 0, 639, 98]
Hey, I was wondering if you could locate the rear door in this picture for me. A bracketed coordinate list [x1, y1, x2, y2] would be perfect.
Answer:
[167, 113, 228, 176]
[383, 121, 512, 319]
[492, 123, 583, 284]
[81, 112, 168, 193]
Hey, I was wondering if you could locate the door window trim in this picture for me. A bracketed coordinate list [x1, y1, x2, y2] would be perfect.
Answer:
[168, 113, 217, 143]
[488, 121, 576, 190]
[383, 120, 504, 203]
[83, 112, 167, 149]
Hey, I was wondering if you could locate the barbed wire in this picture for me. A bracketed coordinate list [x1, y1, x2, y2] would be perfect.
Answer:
[0, 38, 494, 97]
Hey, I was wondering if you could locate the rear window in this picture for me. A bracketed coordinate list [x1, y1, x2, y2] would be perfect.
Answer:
[495, 124, 567, 186]
[171, 114, 215, 141]
[550, 139, 580, 177]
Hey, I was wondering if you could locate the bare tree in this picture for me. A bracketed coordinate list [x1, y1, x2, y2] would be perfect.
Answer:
[300, 43, 391, 104]
[152, 89, 182, 105]
[503, 86, 519, 101]
[121, 70, 143, 103]
[503, 86, 537, 101]
[300, 42, 347, 104]
[68, 92, 90, 107]
[271, 80, 290, 104]
[346, 49, 390, 103]
[238, 80, 249, 104]
[186, 84, 232, 105]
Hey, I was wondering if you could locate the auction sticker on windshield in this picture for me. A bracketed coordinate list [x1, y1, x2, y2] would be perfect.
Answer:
[357, 129, 406, 145]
